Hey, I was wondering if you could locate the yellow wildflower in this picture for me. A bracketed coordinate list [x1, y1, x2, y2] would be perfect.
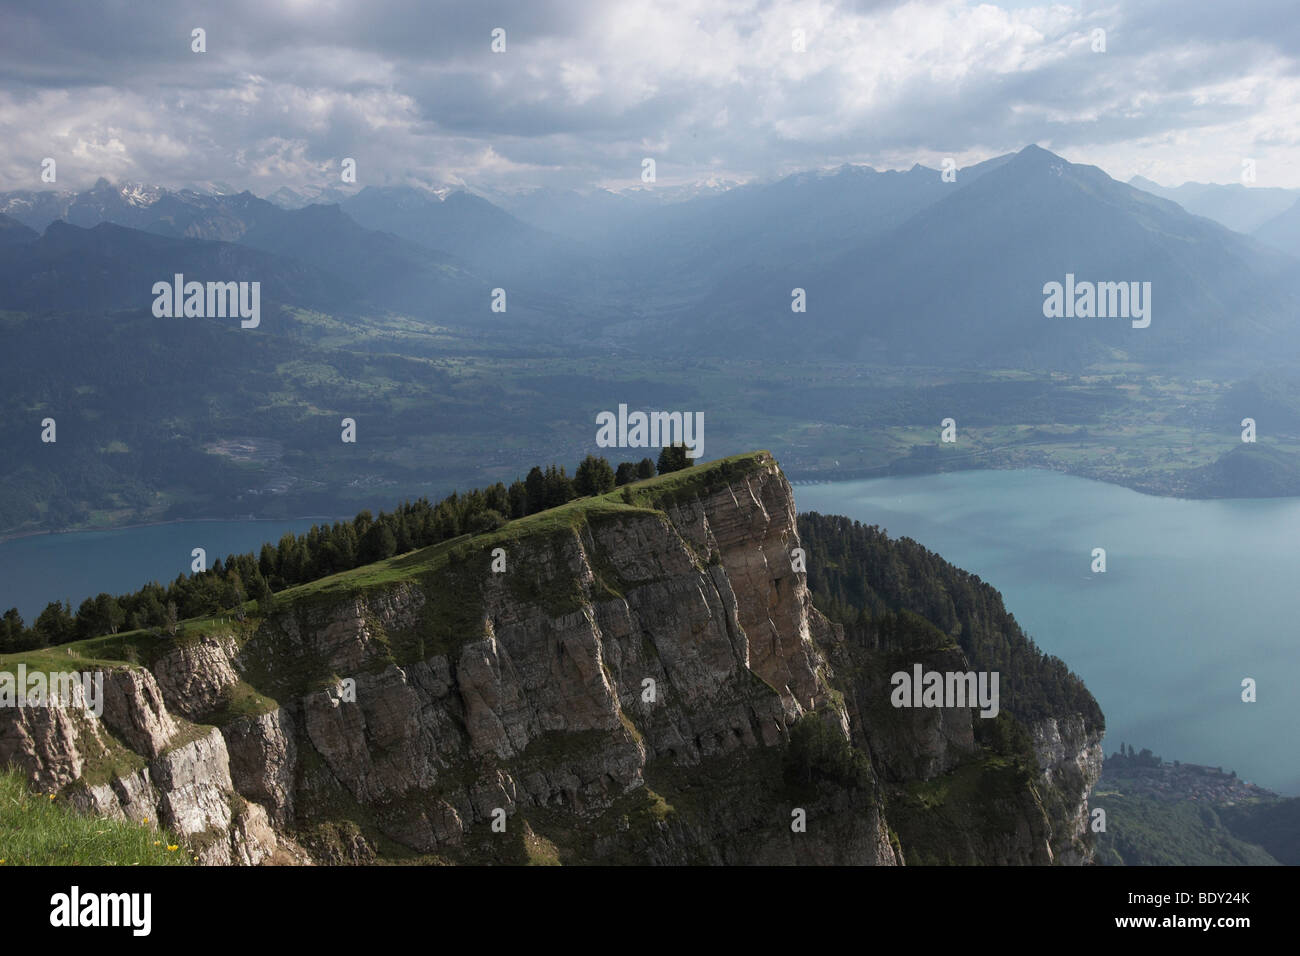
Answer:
[166, 844, 178, 852]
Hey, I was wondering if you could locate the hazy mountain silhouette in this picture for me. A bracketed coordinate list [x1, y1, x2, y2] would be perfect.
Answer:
[0, 213, 38, 246]
[0, 219, 351, 317]
[659, 146, 1299, 371]
[0, 183, 491, 319]
[3, 147, 1298, 371]
[1253, 198, 1300, 259]
[1127, 176, 1299, 234]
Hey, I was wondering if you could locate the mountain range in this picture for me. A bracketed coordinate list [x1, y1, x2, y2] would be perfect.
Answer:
[1128, 174, 1300, 260]
[1126, 175, 1300, 234]
[4, 145, 1297, 370]
[1253, 198, 1300, 259]
[5, 145, 1300, 534]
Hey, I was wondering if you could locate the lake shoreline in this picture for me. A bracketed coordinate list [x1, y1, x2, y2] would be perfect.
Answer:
[788, 461, 1300, 502]
[10, 446, 1300, 543]
[0, 513, 353, 546]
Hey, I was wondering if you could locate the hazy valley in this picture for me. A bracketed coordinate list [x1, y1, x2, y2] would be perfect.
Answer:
[5, 146, 1300, 540]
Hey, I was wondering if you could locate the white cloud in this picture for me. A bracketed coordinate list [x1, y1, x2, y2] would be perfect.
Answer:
[0, 0, 1296, 192]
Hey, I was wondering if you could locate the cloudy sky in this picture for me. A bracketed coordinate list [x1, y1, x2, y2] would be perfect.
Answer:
[1, 0, 1296, 196]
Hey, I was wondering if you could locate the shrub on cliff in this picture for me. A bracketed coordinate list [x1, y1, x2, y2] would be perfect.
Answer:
[784, 713, 873, 793]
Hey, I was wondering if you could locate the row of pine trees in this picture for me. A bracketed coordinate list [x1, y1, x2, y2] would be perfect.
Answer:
[0, 446, 694, 653]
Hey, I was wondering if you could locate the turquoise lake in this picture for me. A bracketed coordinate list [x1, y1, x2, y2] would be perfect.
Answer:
[0, 518, 325, 622]
[795, 470, 1300, 795]
[2, 470, 1296, 794]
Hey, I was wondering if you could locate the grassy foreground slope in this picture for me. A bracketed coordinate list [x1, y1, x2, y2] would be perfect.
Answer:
[0, 768, 191, 866]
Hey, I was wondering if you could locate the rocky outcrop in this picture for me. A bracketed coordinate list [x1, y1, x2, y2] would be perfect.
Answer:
[98, 668, 177, 757]
[56, 722, 287, 866]
[223, 707, 297, 827]
[0, 452, 1101, 865]
[152, 634, 240, 721]
[0, 681, 108, 789]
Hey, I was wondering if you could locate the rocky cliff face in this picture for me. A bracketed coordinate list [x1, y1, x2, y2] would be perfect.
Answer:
[0, 452, 1101, 864]
[1033, 714, 1106, 864]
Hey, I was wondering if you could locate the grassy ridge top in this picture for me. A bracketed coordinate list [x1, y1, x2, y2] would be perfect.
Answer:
[281, 449, 773, 602]
[0, 450, 776, 670]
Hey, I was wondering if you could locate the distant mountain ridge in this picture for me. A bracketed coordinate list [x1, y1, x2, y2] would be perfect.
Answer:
[1126, 175, 1300, 234]
[3, 145, 1299, 372]
[1253, 198, 1300, 259]
[0, 216, 351, 317]
[650, 145, 1300, 370]
[0, 184, 503, 322]
[338, 185, 580, 280]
